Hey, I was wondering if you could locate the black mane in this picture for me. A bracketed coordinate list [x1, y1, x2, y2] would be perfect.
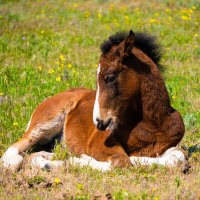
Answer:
[100, 31, 163, 72]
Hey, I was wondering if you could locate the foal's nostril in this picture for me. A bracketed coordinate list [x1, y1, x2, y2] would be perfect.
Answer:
[96, 118, 103, 130]
[96, 118, 100, 123]
[96, 118, 111, 131]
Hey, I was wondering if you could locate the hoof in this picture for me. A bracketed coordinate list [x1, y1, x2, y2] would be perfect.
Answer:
[1, 147, 23, 172]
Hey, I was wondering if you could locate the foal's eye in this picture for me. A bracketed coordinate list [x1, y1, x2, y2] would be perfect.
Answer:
[105, 74, 116, 84]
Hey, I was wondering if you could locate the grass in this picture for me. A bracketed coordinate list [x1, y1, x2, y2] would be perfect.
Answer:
[0, 0, 200, 199]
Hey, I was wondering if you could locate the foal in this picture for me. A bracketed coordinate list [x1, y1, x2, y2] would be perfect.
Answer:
[94, 30, 185, 162]
[1, 30, 186, 172]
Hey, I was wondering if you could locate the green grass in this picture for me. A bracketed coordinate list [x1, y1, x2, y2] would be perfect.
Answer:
[0, 0, 200, 199]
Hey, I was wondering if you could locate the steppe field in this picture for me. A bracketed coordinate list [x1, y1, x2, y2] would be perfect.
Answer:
[0, 0, 199, 199]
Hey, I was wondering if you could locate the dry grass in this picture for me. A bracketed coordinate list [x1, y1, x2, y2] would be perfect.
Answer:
[0, 155, 199, 200]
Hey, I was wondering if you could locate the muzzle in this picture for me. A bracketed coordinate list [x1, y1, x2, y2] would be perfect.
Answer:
[96, 118, 111, 131]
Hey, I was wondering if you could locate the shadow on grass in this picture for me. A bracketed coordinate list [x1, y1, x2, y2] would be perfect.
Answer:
[182, 144, 200, 157]
[188, 145, 200, 156]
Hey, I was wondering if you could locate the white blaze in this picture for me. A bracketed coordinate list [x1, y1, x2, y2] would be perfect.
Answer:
[93, 64, 101, 126]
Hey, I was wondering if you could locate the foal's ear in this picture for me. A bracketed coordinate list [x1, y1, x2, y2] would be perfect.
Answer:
[124, 30, 135, 55]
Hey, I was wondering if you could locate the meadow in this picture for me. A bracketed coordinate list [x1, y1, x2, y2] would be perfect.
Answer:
[0, 0, 200, 199]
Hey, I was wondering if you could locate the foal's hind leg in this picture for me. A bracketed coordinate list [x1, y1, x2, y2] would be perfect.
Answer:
[27, 151, 65, 170]
[1, 112, 65, 171]
[1, 89, 90, 171]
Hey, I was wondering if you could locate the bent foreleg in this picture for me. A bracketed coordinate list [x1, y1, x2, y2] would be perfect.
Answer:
[130, 147, 186, 166]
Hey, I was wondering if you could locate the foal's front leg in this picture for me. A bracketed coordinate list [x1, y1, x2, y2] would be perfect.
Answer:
[127, 111, 186, 166]
[88, 133, 132, 169]
[128, 111, 185, 157]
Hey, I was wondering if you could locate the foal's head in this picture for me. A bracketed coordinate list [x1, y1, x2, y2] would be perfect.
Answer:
[93, 30, 162, 131]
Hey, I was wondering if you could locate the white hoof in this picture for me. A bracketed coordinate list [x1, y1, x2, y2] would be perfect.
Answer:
[160, 147, 186, 166]
[30, 151, 65, 170]
[0, 147, 23, 172]
[130, 147, 186, 167]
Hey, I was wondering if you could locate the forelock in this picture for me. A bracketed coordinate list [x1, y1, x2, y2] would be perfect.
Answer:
[100, 31, 164, 72]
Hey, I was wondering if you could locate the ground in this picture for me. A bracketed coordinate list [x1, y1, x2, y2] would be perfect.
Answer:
[0, 0, 200, 199]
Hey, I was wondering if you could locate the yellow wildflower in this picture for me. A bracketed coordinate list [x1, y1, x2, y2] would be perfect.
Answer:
[168, 16, 172, 21]
[67, 64, 72, 68]
[72, 69, 77, 75]
[59, 55, 65, 61]
[84, 11, 90, 18]
[40, 30, 44, 34]
[152, 187, 156, 192]
[97, 13, 102, 19]
[54, 177, 61, 184]
[172, 95, 176, 99]
[194, 34, 199, 37]
[188, 9, 193, 14]
[105, 24, 111, 30]
[48, 69, 55, 74]
[0, 92, 4, 96]
[165, 8, 170, 13]
[149, 19, 157, 24]
[181, 15, 190, 21]
[37, 66, 42, 71]
[58, 67, 62, 71]
[73, 3, 78, 8]
[77, 183, 83, 190]
[13, 122, 18, 126]
[56, 76, 61, 82]
[124, 15, 129, 21]
[125, 15, 130, 24]
[113, 19, 120, 27]
[161, 58, 165, 62]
